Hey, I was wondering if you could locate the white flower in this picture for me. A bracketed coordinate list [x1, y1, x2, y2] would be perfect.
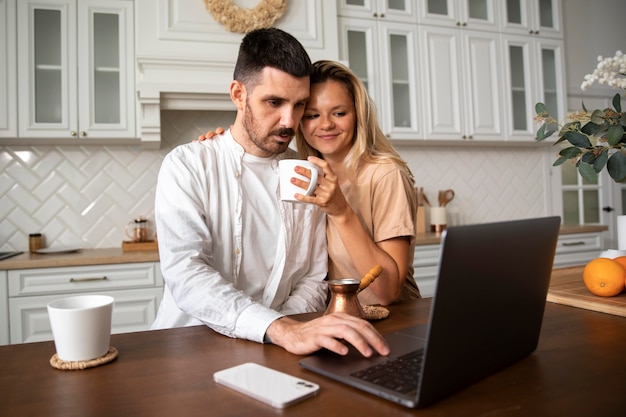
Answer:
[581, 50, 626, 91]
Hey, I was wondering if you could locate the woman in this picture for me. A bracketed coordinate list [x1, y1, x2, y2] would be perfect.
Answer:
[294, 60, 419, 305]
[200, 60, 420, 305]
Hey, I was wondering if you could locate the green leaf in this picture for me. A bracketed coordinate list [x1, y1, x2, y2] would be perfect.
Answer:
[564, 131, 592, 148]
[613, 93, 622, 113]
[554, 135, 567, 145]
[558, 146, 583, 159]
[590, 109, 605, 125]
[536, 122, 559, 140]
[607, 125, 624, 146]
[537, 124, 550, 140]
[621, 112, 626, 127]
[535, 102, 548, 115]
[580, 121, 602, 136]
[581, 149, 608, 172]
[607, 151, 626, 182]
[562, 121, 581, 132]
[578, 161, 599, 182]
[553, 156, 569, 166]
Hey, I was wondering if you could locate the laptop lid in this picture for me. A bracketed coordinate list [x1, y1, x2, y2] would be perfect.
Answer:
[300, 216, 561, 408]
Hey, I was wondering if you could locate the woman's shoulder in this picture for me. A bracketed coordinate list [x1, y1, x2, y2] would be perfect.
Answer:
[359, 160, 409, 182]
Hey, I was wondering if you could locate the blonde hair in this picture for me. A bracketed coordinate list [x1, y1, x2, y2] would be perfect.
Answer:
[295, 60, 414, 183]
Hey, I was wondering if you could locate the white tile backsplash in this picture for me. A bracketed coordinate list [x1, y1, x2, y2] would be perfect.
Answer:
[0, 110, 553, 251]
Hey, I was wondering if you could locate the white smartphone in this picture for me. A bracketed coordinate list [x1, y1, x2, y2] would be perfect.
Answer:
[213, 362, 319, 409]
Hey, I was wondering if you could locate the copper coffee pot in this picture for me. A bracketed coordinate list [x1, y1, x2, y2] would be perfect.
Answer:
[323, 265, 383, 318]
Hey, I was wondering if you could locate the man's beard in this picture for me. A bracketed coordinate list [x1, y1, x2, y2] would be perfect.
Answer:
[243, 100, 295, 156]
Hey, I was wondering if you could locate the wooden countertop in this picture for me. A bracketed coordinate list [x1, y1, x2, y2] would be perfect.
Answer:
[0, 248, 159, 270]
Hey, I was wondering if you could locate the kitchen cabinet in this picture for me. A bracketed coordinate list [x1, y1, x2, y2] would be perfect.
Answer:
[6, 262, 163, 345]
[16, 0, 135, 141]
[0, 0, 16, 138]
[135, 0, 338, 147]
[419, 24, 504, 141]
[500, 0, 562, 38]
[338, 1, 422, 140]
[338, 0, 417, 22]
[0, 271, 8, 345]
[417, 0, 500, 31]
[501, 35, 566, 142]
[553, 232, 603, 268]
[414, 228, 603, 298]
[413, 244, 441, 298]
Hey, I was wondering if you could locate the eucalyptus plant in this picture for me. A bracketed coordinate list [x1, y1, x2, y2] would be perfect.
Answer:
[535, 51, 626, 183]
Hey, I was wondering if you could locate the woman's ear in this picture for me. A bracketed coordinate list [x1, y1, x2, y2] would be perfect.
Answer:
[230, 80, 246, 111]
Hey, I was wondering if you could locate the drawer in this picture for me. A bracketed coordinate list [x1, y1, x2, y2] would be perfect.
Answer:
[9, 287, 164, 344]
[556, 234, 602, 255]
[8, 262, 162, 297]
[414, 244, 441, 268]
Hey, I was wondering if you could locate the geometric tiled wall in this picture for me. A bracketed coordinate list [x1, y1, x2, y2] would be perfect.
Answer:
[0, 110, 553, 252]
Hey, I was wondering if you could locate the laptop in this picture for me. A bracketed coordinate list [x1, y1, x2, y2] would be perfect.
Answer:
[300, 216, 561, 408]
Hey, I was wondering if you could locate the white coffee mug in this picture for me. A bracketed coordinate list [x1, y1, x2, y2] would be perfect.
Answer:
[47, 295, 114, 362]
[279, 159, 320, 202]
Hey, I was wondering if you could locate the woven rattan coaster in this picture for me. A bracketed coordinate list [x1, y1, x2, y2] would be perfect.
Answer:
[362, 305, 390, 321]
[50, 346, 118, 371]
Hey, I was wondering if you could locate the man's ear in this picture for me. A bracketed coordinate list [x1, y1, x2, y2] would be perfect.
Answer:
[230, 80, 246, 111]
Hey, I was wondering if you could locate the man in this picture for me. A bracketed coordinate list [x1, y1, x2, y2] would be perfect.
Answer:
[152, 28, 388, 358]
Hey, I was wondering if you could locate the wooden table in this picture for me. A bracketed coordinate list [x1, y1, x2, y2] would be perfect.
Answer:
[1, 299, 625, 417]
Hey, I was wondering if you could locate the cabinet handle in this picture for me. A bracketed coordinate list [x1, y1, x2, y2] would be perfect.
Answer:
[70, 131, 77, 137]
[70, 276, 108, 283]
[562, 241, 585, 247]
[380, 13, 385, 18]
[80, 131, 87, 137]
[373, 12, 378, 17]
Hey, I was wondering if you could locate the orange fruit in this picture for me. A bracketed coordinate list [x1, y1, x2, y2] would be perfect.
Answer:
[614, 256, 626, 288]
[613, 256, 626, 271]
[582, 258, 626, 297]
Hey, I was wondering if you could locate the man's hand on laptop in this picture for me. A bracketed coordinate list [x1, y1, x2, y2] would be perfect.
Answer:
[266, 313, 390, 357]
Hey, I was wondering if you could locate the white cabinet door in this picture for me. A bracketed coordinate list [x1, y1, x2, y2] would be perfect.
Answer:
[17, 0, 135, 140]
[77, 0, 135, 139]
[500, 0, 562, 38]
[0, 271, 8, 345]
[0, 0, 17, 138]
[339, 17, 422, 140]
[17, 0, 77, 138]
[501, 34, 566, 142]
[420, 25, 504, 141]
[338, 0, 417, 22]
[9, 288, 163, 344]
[417, 0, 499, 31]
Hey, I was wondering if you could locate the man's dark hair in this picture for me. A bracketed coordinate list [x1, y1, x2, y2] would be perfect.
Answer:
[234, 27, 312, 89]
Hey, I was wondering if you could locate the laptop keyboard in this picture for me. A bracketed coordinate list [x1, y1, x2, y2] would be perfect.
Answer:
[351, 349, 424, 394]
